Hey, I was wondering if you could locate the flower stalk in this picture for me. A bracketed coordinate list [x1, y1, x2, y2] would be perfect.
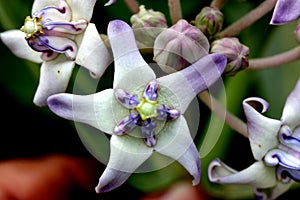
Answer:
[124, 0, 140, 13]
[198, 90, 248, 137]
[218, 0, 277, 37]
[248, 46, 300, 70]
[168, 0, 182, 24]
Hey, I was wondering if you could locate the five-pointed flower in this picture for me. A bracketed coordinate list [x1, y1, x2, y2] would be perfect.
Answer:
[47, 19, 226, 193]
[208, 78, 300, 200]
[270, 0, 300, 25]
[0, 0, 111, 106]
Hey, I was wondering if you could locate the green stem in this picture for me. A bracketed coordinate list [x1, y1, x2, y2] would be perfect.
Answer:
[124, 0, 139, 13]
[248, 46, 300, 70]
[198, 90, 248, 137]
[218, 0, 277, 37]
[168, 0, 182, 24]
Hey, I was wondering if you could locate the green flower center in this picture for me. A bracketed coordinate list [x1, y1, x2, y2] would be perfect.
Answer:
[136, 98, 158, 120]
[20, 16, 44, 40]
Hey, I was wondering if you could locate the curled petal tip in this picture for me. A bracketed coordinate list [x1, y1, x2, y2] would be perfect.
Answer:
[243, 97, 269, 114]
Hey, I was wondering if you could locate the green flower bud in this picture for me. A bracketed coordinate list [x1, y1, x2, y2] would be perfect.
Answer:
[153, 19, 210, 74]
[130, 5, 168, 49]
[193, 6, 224, 40]
[210, 37, 249, 76]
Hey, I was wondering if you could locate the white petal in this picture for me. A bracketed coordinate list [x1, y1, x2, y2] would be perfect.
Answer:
[157, 53, 226, 113]
[95, 167, 131, 193]
[76, 23, 112, 79]
[34, 55, 74, 106]
[0, 30, 42, 63]
[106, 135, 153, 172]
[66, 0, 97, 21]
[243, 97, 281, 160]
[281, 78, 300, 130]
[107, 20, 156, 91]
[47, 89, 120, 134]
[208, 159, 276, 188]
[33, 0, 71, 21]
[154, 115, 201, 185]
[254, 181, 292, 200]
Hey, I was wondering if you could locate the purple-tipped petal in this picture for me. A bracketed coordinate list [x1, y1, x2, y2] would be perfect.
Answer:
[254, 181, 292, 200]
[157, 53, 226, 113]
[277, 165, 300, 182]
[155, 116, 200, 185]
[156, 104, 180, 121]
[34, 55, 74, 106]
[95, 167, 131, 193]
[281, 78, 300, 130]
[0, 30, 42, 63]
[103, 135, 152, 178]
[270, 0, 300, 25]
[114, 113, 139, 135]
[114, 89, 139, 109]
[32, 0, 71, 21]
[177, 143, 201, 185]
[141, 120, 157, 147]
[144, 80, 159, 101]
[107, 20, 156, 91]
[243, 97, 281, 160]
[278, 125, 300, 152]
[47, 89, 118, 134]
[208, 159, 276, 188]
[264, 148, 300, 169]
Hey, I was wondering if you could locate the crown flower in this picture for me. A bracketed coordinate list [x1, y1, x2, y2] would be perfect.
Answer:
[47, 19, 226, 193]
[0, 0, 111, 106]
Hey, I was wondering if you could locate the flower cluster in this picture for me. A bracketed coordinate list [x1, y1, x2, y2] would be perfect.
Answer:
[1, 0, 300, 199]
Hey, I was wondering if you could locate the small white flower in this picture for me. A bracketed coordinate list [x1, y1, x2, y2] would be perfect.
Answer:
[0, 0, 111, 106]
[208, 78, 300, 200]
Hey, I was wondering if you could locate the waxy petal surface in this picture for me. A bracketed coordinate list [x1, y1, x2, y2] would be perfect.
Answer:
[243, 97, 281, 160]
[34, 54, 74, 106]
[155, 116, 201, 184]
[0, 30, 42, 63]
[157, 53, 226, 113]
[47, 89, 119, 134]
[96, 135, 152, 192]
[208, 159, 276, 188]
[76, 23, 112, 78]
[270, 0, 300, 24]
[107, 20, 156, 91]
[281, 78, 300, 130]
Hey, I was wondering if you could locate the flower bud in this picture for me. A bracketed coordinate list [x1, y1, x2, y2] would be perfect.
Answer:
[130, 5, 168, 49]
[210, 37, 249, 76]
[193, 6, 224, 40]
[153, 19, 210, 74]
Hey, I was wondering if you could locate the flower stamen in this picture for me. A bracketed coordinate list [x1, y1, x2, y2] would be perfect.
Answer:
[20, 16, 44, 40]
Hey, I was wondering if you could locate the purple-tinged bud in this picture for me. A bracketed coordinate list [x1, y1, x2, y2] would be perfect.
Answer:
[294, 23, 300, 44]
[210, 37, 249, 76]
[193, 6, 224, 40]
[130, 5, 168, 49]
[153, 19, 210, 74]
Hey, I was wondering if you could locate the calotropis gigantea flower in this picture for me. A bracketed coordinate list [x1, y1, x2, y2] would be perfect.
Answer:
[270, 0, 300, 25]
[0, 0, 111, 106]
[208, 78, 300, 200]
[47, 19, 227, 192]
